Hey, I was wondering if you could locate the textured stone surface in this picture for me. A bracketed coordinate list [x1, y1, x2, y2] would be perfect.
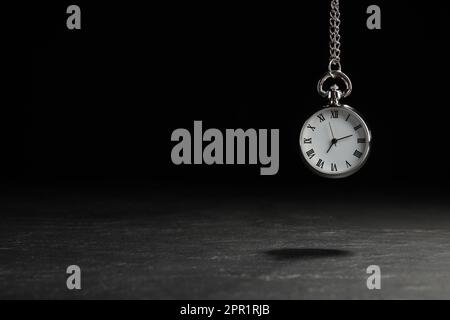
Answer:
[1, 190, 450, 299]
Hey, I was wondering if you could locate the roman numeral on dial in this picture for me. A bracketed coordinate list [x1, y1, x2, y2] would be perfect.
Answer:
[346, 161, 352, 168]
[353, 150, 363, 159]
[316, 159, 324, 169]
[331, 163, 338, 172]
[306, 149, 316, 159]
[331, 110, 338, 119]
[354, 124, 362, 131]
[317, 114, 325, 122]
[303, 138, 312, 144]
[358, 138, 366, 144]
[307, 124, 316, 132]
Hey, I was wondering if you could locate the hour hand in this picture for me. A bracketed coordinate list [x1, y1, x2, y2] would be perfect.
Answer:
[336, 134, 353, 142]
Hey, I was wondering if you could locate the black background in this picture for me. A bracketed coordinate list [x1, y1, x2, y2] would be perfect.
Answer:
[26, 1, 449, 191]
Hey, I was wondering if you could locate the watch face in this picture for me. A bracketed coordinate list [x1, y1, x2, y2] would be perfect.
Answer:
[299, 105, 371, 178]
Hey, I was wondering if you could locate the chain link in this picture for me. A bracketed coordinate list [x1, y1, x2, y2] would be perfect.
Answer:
[329, 0, 342, 71]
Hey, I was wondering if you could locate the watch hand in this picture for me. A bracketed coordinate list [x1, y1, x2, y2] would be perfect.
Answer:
[336, 134, 353, 142]
[326, 141, 334, 154]
[326, 138, 338, 153]
[328, 122, 335, 139]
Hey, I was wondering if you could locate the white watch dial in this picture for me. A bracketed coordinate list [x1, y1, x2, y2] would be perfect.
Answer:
[299, 106, 371, 178]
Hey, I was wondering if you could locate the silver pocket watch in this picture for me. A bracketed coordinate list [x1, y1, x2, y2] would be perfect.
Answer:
[299, 0, 371, 178]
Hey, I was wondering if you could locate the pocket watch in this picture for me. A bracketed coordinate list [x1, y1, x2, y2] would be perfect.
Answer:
[299, 0, 371, 178]
[299, 72, 371, 178]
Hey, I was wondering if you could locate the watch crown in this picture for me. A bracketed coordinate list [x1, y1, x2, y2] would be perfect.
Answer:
[328, 84, 343, 106]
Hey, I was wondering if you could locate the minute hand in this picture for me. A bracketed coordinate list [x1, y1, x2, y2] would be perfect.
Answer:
[336, 134, 353, 142]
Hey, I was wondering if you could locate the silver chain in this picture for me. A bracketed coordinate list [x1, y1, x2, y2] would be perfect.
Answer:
[329, 0, 342, 71]
[318, 0, 353, 100]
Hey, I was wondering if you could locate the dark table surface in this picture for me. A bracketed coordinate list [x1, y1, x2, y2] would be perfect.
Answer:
[1, 185, 449, 299]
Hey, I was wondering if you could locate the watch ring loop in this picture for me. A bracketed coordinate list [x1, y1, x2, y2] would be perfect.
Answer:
[317, 70, 353, 99]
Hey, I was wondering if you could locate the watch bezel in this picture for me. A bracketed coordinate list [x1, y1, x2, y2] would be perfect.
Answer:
[299, 104, 372, 179]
